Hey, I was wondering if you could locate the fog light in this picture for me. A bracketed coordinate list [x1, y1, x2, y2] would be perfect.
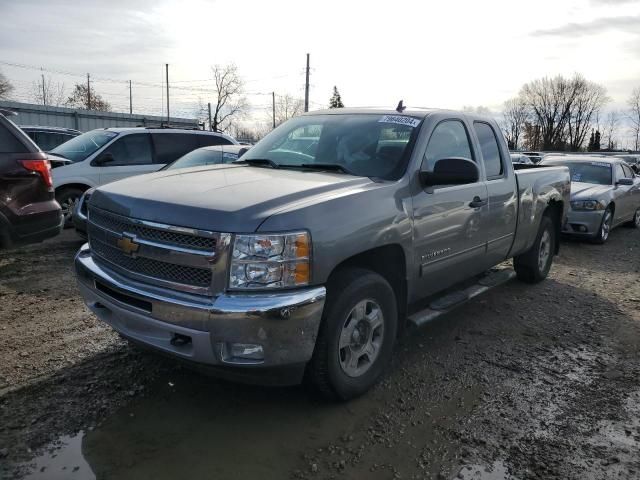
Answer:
[228, 343, 264, 361]
[579, 225, 588, 232]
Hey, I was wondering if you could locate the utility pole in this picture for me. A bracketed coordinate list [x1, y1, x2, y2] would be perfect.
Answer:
[207, 102, 212, 131]
[87, 73, 91, 110]
[129, 80, 132, 115]
[165, 63, 170, 124]
[272, 92, 276, 129]
[304, 53, 310, 113]
[41, 71, 46, 106]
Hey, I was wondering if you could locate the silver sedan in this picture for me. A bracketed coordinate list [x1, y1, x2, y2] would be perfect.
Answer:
[541, 156, 640, 243]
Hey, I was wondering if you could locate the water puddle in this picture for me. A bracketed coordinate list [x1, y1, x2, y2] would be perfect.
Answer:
[13, 433, 95, 480]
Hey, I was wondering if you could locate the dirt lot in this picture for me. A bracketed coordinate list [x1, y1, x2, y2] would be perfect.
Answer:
[1, 227, 639, 480]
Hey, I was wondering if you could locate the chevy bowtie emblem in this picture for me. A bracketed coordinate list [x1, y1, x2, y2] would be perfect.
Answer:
[117, 234, 139, 256]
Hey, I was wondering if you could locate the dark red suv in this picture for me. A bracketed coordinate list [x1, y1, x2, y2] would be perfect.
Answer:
[0, 110, 63, 248]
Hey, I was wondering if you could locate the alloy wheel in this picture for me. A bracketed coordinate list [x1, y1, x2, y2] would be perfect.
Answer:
[338, 299, 384, 378]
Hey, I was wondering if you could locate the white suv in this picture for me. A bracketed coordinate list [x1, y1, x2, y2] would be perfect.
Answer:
[49, 127, 237, 225]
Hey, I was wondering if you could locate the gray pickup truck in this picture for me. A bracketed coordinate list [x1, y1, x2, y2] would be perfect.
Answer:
[75, 108, 570, 399]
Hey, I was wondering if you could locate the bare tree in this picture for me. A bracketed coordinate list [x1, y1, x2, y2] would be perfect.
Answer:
[629, 87, 640, 151]
[520, 75, 584, 150]
[501, 97, 529, 150]
[65, 83, 111, 111]
[0, 70, 14, 99]
[602, 111, 620, 150]
[209, 64, 247, 132]
[31, 75, 66, 106]
[272, 93, 304, 127]
[565, 76, 609, 151]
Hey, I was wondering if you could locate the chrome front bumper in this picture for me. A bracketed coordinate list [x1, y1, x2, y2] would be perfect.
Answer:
[75, 244, 326, 383]
[562, 209, 604, 236]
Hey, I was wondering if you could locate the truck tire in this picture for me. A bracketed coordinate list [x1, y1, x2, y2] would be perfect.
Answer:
[56, 187, 86, 228]
[591, 206, 613, 244]
[513, 215, 555, 284]
[307, 267, 397, 401]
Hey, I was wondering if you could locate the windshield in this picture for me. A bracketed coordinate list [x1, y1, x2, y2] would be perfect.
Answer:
[243, 114, 421, 179]
[50, 130, 118, 162]
[547, 160, 612, 185]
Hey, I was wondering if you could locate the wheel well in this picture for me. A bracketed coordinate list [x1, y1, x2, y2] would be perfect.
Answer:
[55, 183, 90, 196]
[327, 245, 408, 335]
[544, 200, 563, 254]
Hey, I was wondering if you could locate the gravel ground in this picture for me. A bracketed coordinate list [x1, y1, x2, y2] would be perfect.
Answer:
[0, 227, 639, 480]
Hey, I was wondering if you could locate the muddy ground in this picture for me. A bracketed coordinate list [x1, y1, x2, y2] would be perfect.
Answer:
[0, 227, 639, 480]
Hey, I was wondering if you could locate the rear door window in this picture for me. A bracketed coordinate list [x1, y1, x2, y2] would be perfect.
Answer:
[152, 133, 200, 164]
[102, 134, 153, 166]
[423, 120, 474, 172]
[474, 122, 504, 179]
[198, 135, 233, 147]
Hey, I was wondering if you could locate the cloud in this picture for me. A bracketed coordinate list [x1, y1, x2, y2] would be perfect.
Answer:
[532, 15, 640, 37]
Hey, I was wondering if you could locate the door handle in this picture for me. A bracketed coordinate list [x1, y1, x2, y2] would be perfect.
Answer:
[469, 196, 487, 208]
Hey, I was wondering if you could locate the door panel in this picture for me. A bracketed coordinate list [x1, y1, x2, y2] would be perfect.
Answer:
[411, 119, 489, 297]
[473, 122, 517, 266]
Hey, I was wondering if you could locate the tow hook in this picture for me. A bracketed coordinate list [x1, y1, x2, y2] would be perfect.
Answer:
[170, 333, 192, 347]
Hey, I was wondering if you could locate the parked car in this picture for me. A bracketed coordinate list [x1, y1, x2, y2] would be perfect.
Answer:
[50, 127, 238, 227]
[541, 155, 640, 243]
[0, 109, 63, 248]
[510, 153, 533, 165]
[160, 144, 250, 171]
[521, 151, 545, 163]
[614, 154, 640, 174]
[20, 125, 80, 151]
[73, 145, 251, 238]
[75, 108, 570, 399]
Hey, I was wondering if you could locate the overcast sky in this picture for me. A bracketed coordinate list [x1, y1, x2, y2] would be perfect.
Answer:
[1, 0, 639, 137]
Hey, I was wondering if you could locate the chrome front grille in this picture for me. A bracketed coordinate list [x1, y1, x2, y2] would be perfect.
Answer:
[87, 206, 229, 295]
[89, 207, 216, 251]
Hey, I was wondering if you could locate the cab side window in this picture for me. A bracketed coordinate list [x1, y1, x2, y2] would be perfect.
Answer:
[474, 122, 503, 179]
[615, 163, 626, 182]
[102, 134, 153, 166]
[423, 120, 474, 172]
[621, 164, 634, 179]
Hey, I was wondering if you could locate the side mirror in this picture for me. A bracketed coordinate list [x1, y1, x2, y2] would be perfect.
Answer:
[93, 152, 114, 166]
[237, 147, 250, 158]
[420, 157, 479, 187]
[617, 178, 634, 186]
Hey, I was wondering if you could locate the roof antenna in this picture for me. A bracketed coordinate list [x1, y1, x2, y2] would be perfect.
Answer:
[396, 100, 406, 113]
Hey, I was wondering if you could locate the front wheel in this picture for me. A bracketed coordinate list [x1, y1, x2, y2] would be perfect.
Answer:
[56, 187, 85, 228]
[514, 215, 556, 284]
[307, 268, 397, 401]
[591, 206, 613, 244]
[626, 207, 640, 229]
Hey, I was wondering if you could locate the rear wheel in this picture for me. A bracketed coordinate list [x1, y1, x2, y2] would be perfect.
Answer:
[626, 207, 640, 229]
[591, 206, 613, 244]
[514, 215, 556, 284]
[307, 268, 397, 401]
[55, 187, 85, 228]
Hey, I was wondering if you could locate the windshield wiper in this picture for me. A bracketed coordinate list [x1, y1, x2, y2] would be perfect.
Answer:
[299, 163, 356, 175]
[236, 158, 279, 169]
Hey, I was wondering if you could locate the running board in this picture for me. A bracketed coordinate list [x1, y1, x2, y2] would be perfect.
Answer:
[408, 268, 516, 328]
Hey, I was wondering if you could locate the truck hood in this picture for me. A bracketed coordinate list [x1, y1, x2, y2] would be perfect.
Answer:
[570, 182, 611, 200]
[89, 164, 377, 232]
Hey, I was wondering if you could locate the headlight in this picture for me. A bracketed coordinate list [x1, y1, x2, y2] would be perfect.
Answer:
[229, 231, 310, 290]
[570, 200, 604, 211]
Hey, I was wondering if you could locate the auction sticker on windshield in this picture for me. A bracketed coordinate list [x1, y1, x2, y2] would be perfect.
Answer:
[378, 115, 421, 128]
[591, 161, 610, 167]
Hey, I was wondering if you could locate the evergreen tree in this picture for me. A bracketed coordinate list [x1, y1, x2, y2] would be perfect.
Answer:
[587, 130, 595, 151]
[593, 130, 601, 151]
[329, 86, 344, 108]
